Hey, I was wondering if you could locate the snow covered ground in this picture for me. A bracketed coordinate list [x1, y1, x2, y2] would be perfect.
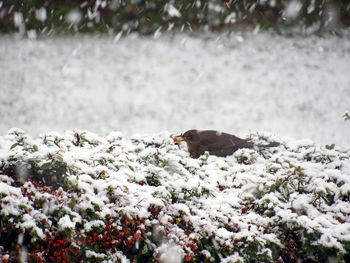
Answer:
[1, 31, 350, 147]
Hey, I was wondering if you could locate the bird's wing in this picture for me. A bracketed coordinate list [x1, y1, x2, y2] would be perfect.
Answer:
[198, 140, 254, 156]
[200, 134, 249, 149]
[199, 142, 243, 153]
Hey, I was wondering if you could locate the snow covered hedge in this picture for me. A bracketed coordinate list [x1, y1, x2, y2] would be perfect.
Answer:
[1, 128, 350, 262]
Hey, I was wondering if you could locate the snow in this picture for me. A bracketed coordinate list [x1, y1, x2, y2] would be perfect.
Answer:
[84, 220, 106, 232]
[158, 242, 183, 263]
[0, 182, 21, 196]
[58, 214, 76, 230]
[22, 214, 46, 239]
[35, 8, 47, 22]
[284, 0, 302, 20]
[65, 10, 82, 25]
[85, 250, 105, 259]
[1, 32, 350, 149]
[165, 4, 181, 18]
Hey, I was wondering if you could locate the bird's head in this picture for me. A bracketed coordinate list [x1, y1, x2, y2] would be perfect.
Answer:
[173, 129, 199, 144]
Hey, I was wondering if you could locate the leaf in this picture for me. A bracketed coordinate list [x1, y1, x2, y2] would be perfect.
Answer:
[10, 143, 19, 149]
[289, 181, 296, 190]
[325, 144, 335, 150]
[57, 155, 64, 162]
[139, 243, 148, 255]
[41, 162, 51, 170]
[69, 197, 76, 210]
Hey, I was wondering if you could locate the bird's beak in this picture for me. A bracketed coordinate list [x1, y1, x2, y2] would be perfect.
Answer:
[173, 136, 186, 143]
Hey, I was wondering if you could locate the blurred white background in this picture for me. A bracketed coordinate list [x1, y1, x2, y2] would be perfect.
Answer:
[1, 32, 349, 147]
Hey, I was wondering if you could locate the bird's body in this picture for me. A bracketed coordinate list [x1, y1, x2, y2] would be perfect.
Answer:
[174, 129, 279, 158]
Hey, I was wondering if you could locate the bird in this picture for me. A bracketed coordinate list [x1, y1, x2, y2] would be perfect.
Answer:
[173, 129, 279, 158]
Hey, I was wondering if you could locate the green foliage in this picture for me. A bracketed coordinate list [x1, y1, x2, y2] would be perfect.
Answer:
[1, 0, 349, 35]
[343, 111, 350, 121]
[326, 144, 335, 150]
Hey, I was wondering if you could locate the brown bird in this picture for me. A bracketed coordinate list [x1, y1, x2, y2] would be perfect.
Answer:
[173, 129, 279, 158]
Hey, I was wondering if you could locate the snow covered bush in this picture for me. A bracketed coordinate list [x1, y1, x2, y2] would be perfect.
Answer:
[1, 128, 350, 262]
